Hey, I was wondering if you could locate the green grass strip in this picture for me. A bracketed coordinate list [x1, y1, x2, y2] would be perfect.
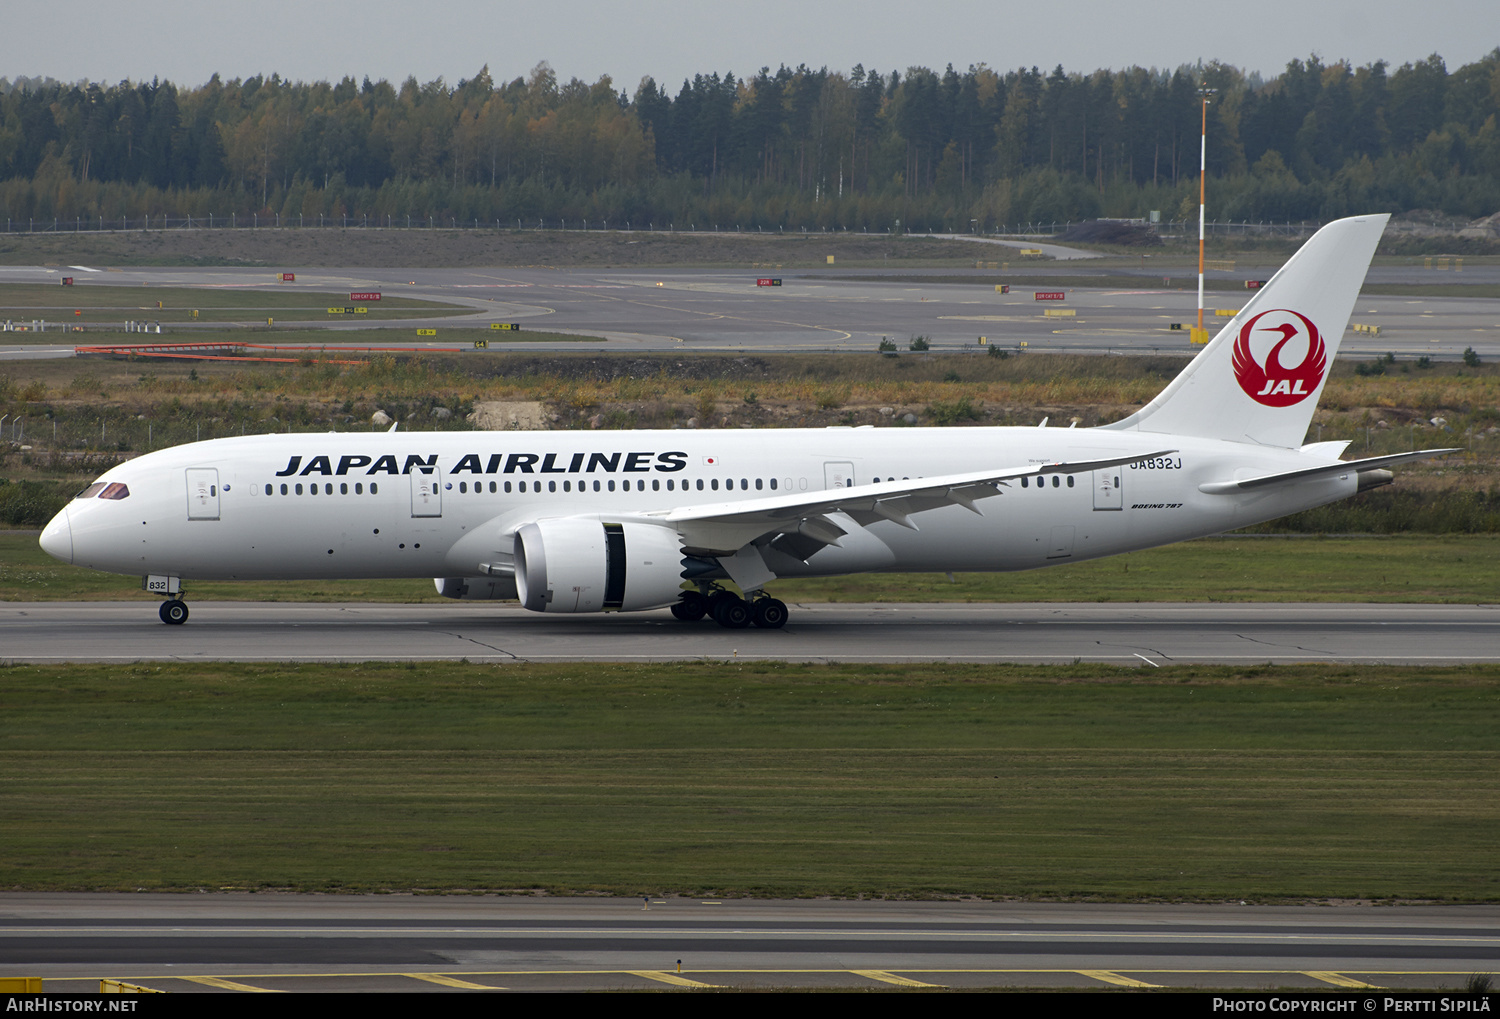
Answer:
[2, 661, 1497, 899]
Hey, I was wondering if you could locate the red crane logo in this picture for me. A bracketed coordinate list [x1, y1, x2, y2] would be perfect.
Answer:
[1231, 309, 1327, 407]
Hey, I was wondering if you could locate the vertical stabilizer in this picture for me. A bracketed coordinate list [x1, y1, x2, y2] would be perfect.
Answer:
[1103, 214, 1388, 447]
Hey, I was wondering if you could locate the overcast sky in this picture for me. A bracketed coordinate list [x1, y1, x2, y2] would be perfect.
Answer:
[5, 0, 1496, 92]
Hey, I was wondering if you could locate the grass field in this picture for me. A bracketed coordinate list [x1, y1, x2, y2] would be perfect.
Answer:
[3, 530, 1498, 604]
[1, 660, 1495, 898]
[4, 348, 1496, 472]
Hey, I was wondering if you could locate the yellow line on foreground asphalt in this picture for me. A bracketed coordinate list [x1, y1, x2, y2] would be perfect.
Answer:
[852, 970, 943, 988]
[1305, 972, 1382, 989]
[178, 975, 281, 992]
[403, 973, 506, 990]
[1077, 970, 1162, 988]
[41, 968, 1478, 991]
[628, 970, 721, 988]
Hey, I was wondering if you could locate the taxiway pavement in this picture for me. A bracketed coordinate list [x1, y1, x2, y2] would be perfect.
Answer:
[3, 895, 1495, 992]
[3, 261, 1495, 360]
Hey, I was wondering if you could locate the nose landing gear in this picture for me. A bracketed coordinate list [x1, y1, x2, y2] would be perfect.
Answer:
[158, 599, 189, 625]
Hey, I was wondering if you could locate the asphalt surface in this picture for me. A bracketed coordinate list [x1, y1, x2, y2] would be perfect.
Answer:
[2, 259, 1496, 360]
[4, 252, 1496, 996]
[5, 601, 1499, 664]
[3, 895, 1496, 992]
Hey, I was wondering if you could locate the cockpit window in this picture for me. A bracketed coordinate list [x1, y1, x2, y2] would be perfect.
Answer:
[98, 483, 130, 500]
[76, 483, 106, 499]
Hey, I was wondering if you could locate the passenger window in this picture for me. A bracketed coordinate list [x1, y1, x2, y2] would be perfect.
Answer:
[697, 479, 704, 491]
[548, 481, 556, 493]
[281, 483, 288, 495]
[593, 480, 600, 492]
[770, 479, 778, 490]
[296, 484, 304, 495]
[607, 480, 615, 492]
[711, 479, 719, 491]
[340, 483, 348, 495]
[264, 484, 272, 496]
[356, 483, 363, 494]
[1067, 476, 1075, 488]
[1021, 477, 1028, 488]
[652, 479, 660, 491]
[755, 479, 762, 490]
[1052, 476, 1060, 488]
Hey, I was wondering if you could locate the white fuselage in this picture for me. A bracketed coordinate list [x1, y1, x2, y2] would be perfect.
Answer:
[46, 426, 1357, 585]
[39, 214, 1412, 621]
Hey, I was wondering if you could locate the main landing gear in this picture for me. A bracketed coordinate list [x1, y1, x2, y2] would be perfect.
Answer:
[671, 588, 788, 629]
[158, 598, 189, 625]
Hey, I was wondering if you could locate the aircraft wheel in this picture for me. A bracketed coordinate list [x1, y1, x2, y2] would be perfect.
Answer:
[159, 599, 189, 625]
[671, 592, 708, 621]
[751, 598, 788, 629]
[712, 596, 751, 629]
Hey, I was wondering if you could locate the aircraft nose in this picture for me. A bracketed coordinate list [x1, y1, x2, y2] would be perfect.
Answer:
[39, 507, 73, 564]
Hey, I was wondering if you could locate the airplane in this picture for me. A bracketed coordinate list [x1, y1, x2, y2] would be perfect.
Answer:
[39, 213, 1457, 628]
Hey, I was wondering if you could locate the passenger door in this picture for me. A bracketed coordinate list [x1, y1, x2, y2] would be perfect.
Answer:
[1093, 468, 1123, 510]
[824, 462, 855, 490]
[186, 468, 220, 520]
[410, 468, 443, 517]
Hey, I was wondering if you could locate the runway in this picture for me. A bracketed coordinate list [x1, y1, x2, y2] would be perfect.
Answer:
[3, 895, 1495, 992]
[3, 260, 1496, 360]
[5, 601, 1498, 665]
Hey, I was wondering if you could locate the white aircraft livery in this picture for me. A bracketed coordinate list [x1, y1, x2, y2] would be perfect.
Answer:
[40, 214, 1455, 627]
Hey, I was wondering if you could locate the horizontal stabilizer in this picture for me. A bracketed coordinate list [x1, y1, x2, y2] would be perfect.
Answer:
[1197, 448, 1460, 495]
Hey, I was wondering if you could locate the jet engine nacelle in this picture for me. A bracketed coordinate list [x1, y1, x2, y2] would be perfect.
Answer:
[433, 576, 519, 600]
[514, 518, 685, 613]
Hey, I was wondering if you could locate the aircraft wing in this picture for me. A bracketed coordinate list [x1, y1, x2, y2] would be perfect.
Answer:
[644, 450, 1174, 557]
[1196, 448, 1460, 494]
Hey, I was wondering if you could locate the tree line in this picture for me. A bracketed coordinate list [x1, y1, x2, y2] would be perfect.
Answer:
[1, 51, 1497, 233]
